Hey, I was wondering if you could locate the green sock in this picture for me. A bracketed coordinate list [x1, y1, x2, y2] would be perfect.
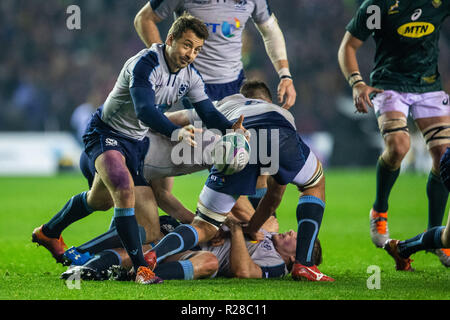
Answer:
[373, 157, 400, 213]
[427, 171, 448, 229]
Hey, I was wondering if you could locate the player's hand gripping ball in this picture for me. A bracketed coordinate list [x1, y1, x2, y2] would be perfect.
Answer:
[212, 132, 250, 175]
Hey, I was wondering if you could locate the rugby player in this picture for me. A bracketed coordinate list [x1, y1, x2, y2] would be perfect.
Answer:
[61, 215, 323, 281]
[135, 0, 297, 211]
[338, 0, 450, 266]
[143, 80, 334, 282]
[32, 13, 246, 285]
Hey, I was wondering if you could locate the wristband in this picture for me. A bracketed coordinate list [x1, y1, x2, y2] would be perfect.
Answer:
[348, 72, 364, 88]
[278, 67, 291, 79]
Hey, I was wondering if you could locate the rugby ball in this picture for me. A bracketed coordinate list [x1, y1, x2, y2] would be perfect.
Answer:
[212, 132, 250, 175]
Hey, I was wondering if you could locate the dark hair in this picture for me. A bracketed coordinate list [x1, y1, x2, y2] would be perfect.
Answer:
[286, 238, 323, 272]
[240, 80, 272, 102]
[168, 12, 209, 41]
[312, 238, 323, 266]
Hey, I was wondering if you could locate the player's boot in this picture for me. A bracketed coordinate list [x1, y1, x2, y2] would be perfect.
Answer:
[60, 265, 109, 281]
[432, 248, 450, 268]
[291, 263, 335, 282]
[62, 246, 94, 266]
[32, 225, 67, 263]
[383, 239, 414, 271]
[370, 209, 389, 248]
[135, 266, 163, 285]
[108, 265, 133, 281]
[144, 250, 157, 271]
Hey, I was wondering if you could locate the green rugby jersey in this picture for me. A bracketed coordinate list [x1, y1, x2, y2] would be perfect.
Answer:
[346, 0, 450, 93]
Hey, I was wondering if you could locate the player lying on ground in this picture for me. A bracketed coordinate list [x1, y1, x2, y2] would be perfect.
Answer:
[384, 147, 450, 271]
[61, 214, 322, 281]
[142, 80, 335, 282]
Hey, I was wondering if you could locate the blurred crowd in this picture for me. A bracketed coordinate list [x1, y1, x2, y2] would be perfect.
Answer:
[1, 0, 449, 164]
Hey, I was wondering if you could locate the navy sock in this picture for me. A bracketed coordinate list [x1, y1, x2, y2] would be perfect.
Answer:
[151, 224, 198, 262]
[398, 226, 445, 258]
[114, 208, 148, 270]
[77, 225, 146, 255]
[43, 192, 93, 238]
[84, 250, 122, 272]
[373, 157, 400, 213]
[154, 260, 194, 280]
[427, 171, 448, 229]
[296, 196, 325, 267]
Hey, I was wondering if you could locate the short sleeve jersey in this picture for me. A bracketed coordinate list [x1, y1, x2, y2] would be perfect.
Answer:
[346, 0, 450, 93]
[101, 43, 208, 140]
[151, 0, 272, 84]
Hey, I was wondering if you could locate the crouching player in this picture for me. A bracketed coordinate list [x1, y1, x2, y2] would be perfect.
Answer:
[144, 80, 334, 282]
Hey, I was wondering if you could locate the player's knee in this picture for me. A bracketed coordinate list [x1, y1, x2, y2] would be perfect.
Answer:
[385, 134, 410, 160]
[430, 144, 450, 174]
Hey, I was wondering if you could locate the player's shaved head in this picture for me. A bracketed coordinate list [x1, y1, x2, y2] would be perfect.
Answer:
[168, 12, 209, 41]
[240, 80, 272, 103]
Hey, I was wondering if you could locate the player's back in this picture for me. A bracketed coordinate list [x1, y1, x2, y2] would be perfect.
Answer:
[216, 94, 296, 131]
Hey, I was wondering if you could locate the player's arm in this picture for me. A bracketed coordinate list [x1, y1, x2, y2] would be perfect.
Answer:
[254, 14, 296, 110]
[245, 176, 286, 240]
[226, 217, 263, 279]
[165, 110, 192, 127]
[151, 178, 196, 224]
[338, 31, 383, 114]
[130, 56, 196, 145]
[134, 2, 164, 47]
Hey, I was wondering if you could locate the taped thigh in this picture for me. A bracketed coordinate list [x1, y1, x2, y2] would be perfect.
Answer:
[422, 122, 450, 149]
[195, 187, 237, 230]
[377, 114, 409, 138]
[292, 152, 323, 192]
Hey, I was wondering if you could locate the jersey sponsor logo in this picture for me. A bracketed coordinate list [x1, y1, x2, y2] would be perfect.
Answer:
[205, 18, 241, 38]
[443, 98, 449, 105]
[397, 22, 435, 38]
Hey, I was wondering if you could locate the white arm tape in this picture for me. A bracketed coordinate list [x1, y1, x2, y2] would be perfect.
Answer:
[255, 14, 288, 65]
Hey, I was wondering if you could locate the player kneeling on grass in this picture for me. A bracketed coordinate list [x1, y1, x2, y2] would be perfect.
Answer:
[141, 81, 334, 282]
[384, 147, 450, 271]
[61, 214, 323, 281]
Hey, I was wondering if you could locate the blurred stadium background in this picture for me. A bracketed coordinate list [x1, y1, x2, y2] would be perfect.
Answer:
[0, 0, 449, 175]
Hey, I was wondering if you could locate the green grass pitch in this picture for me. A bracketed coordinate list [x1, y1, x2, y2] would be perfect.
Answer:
[0, 169, 449, 301]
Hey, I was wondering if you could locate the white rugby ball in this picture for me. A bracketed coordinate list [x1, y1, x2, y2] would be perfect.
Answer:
[212, 132, 250, 175]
